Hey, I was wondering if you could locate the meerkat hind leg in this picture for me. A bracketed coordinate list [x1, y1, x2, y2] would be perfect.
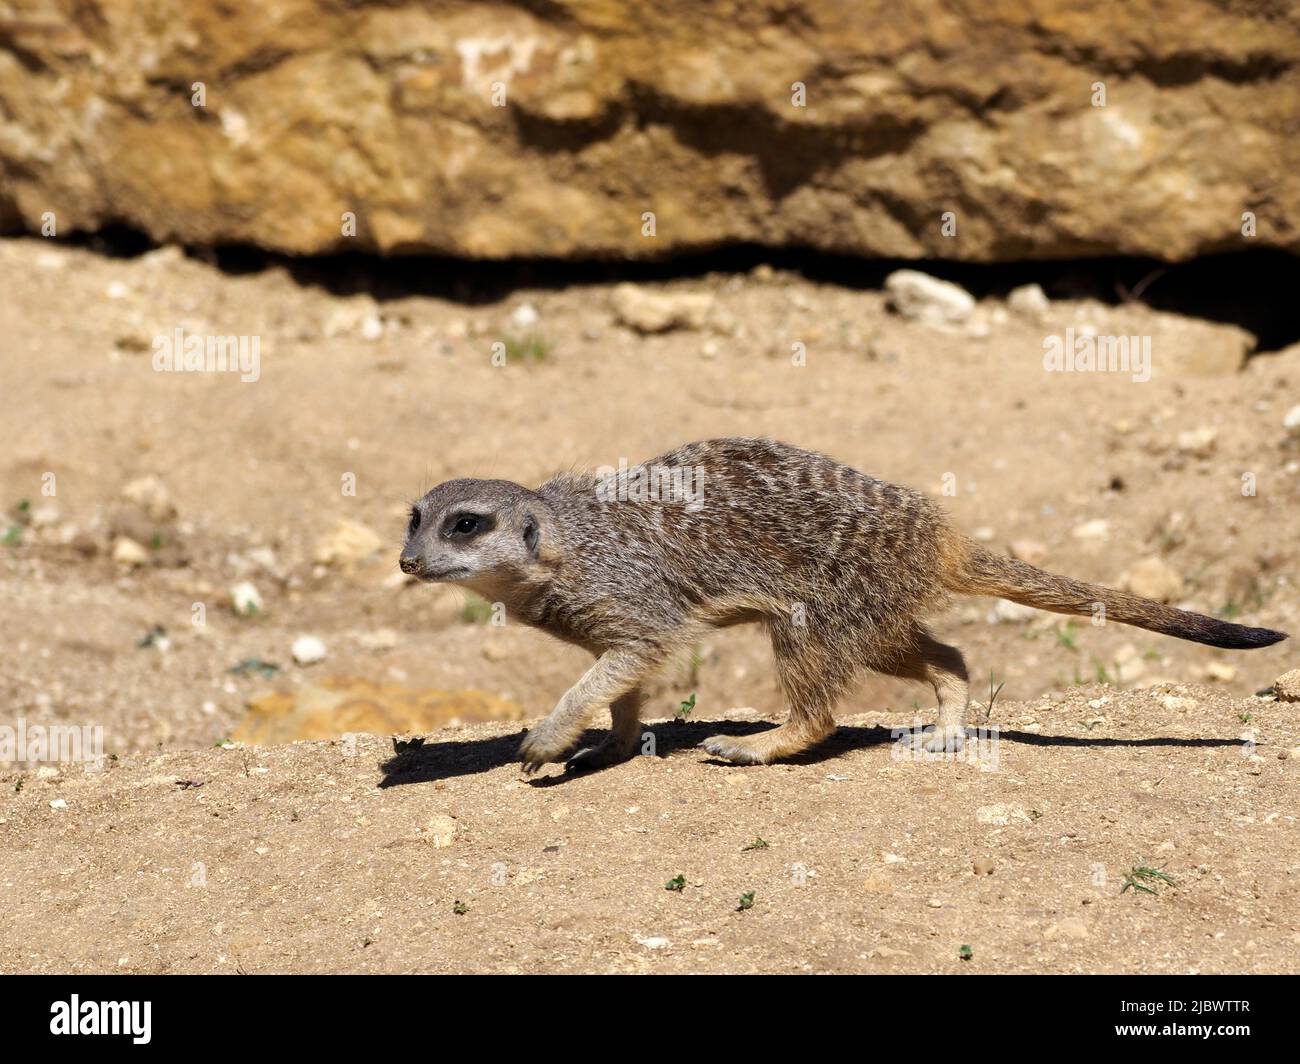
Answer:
[565, 689, 646, 773]
[889, 630, 970, 754]
[701, 621, 845, 765]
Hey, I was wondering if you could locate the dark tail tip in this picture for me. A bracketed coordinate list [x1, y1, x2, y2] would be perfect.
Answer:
[1197, 622, 1288, 650]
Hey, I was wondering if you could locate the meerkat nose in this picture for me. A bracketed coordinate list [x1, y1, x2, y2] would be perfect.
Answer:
[398, 554, 423, 575]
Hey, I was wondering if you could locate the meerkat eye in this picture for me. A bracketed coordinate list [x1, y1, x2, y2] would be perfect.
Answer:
[407, 507, 421, 537]
[444, 512, 494, 540]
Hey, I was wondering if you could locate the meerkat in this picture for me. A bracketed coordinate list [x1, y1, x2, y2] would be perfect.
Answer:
[398, 438, 1285, 773]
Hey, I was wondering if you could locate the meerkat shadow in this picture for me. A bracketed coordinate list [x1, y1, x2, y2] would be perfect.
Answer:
[372, 721, 1247, 789]
[995, 729, 1246, 750]
[376, 729, 529, 787]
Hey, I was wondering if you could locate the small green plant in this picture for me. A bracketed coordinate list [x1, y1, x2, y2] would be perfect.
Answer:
[741, 837, 769, 852]
[453, 900, 469, 915]
[1057, 621, 1078, 651]
[1094, 659, 1113, 684]
[1239, 712, 1253, 724]
[736, 891, 755, 911]
[137, 625, 167, 648]
[1121, 866, 1177, 895]
[14, 776, 25, 793]
[664, 874, 686, 892]
[3, 499, 30, 545]
[460, 595, 493, 624]
[149, 533, 164, 550]
[502, 335, 552, 363]
[675, 693, 696, 722]
[1220, 600, 1242, 620]
[212, 739, 235, 749]
[959, 944, 973, 961]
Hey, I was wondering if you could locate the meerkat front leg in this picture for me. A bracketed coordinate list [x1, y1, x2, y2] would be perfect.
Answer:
[519, 646, 659, 774]
[565, 689, 647, 773]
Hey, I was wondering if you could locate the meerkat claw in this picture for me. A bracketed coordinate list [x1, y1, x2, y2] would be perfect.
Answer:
[699, 735, 763, 765]
[908, 724, 967, 755]
[518, 728, 568, 775]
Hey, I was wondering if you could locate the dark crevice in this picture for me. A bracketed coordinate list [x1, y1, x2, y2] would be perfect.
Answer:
[48, 225, 1300, 353]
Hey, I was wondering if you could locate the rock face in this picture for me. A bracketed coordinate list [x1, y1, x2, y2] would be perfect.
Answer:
[0, 2, 1297, 260]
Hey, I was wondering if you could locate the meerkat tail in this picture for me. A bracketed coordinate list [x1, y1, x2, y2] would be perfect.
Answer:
[944, 538, 1287, 650]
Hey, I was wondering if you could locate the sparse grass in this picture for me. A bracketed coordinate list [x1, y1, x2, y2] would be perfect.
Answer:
[6, 497, 32, 542]
[983, 671, 1006, 723]
[1239, 712, 1253, 724]
[1057, 621, 1078, 651]
[1121, 865, 1176, 895]
[460, 594, 493, 624]
[503, 334, 552, 362]
[685, 648, 705, 688]
[229, 658, 280, 678]
[137, 625, 167, 649]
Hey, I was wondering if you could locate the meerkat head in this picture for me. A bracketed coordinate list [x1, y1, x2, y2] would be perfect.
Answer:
[399, 478, 548, 588]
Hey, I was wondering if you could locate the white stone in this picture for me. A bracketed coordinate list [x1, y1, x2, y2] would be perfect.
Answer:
[230, 581, 263, 616]
[884, 270, 975, 328]
[291, 635, 327, 665]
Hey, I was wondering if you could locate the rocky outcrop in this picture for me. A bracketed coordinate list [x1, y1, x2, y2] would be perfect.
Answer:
[1, 1, 1297, 260]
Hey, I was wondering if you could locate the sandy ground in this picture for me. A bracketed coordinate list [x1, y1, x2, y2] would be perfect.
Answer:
[1, 235, 1298, 972]
[2, 688, 1298, 974]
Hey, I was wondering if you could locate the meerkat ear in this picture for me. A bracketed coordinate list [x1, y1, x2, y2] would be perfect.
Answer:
[522, 513, 540, 556]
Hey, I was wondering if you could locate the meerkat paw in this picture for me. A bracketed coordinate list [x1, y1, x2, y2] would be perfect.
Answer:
[909, 724, 967, 755]
[518, 719, 578, 775]
[699, 734, 771, 765]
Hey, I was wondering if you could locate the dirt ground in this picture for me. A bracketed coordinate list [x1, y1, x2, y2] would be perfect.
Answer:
[1, 235, 1298, 972]
[3, 690, 1298, 974]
